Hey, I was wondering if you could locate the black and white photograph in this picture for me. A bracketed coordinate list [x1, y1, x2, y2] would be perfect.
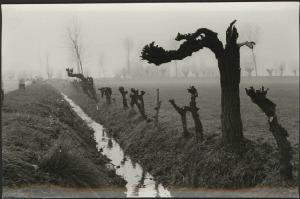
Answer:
[1, 1, 299, 198]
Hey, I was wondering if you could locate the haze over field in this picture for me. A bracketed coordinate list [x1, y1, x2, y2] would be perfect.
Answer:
[2, 2, 299, 78]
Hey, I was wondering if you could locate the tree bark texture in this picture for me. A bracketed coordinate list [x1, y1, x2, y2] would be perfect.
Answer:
[245, 86, 293, 181]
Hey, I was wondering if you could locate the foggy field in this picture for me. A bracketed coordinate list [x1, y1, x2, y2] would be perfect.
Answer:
[3, 80, 32, 94]
[2, 2, 299, 197]
[95, 77, 299, 148]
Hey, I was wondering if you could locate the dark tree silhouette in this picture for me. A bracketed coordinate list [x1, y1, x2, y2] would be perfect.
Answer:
[245, 86, 293, 181]
[66, 68, 98, 102]
[99, 87, 106, 98]
[266, 68, 274, 77]
[185, 86, 204, 142]
[154, 88, 162, 127]
[141, 20, 255, 152]
[66, 68, 84, 80]
[98, 87, 112, 104]
[1, 88, 4, 106]
[119, 86, 129, 109]
[169, 99, 189, 137]
[130, 88, 147, 119]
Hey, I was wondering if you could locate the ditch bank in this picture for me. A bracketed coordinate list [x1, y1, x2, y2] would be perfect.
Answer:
[2, 83, 126, 193]
[51, 80, 298, 191]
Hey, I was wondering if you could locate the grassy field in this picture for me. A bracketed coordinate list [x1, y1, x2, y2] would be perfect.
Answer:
[2, 82, 126, 191]
[95, 77, 299, 148]
[52, 76, 298, 189]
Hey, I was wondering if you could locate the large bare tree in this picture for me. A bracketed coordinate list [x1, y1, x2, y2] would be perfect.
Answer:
[141, 20, 255, 152]
[241, 24, 260, 77]
[66, 20, 84, 74]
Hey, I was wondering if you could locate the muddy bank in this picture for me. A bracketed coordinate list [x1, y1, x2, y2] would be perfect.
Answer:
[2, 83, 126, 193]
[51, 80, 298, 190]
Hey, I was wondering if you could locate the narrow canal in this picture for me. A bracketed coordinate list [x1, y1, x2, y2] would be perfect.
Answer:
[62, 93, 171, 197]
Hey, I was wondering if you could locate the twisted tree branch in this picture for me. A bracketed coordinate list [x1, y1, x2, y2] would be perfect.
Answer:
[141, 27, 224, 65]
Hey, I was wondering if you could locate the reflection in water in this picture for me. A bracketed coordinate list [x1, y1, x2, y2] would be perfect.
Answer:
[62, 93, 171, 197]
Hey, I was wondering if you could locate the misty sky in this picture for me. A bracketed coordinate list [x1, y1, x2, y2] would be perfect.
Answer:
[2, 2, 299, 78]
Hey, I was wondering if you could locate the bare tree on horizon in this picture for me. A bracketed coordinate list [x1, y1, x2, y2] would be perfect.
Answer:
[66, 19, 84, 74]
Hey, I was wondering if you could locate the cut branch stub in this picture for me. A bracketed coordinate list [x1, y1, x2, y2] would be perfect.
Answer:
[226, 20, 238, 47]
[245, 86, 293, 181]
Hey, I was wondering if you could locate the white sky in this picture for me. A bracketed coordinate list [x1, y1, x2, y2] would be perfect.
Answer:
[1, 2, 299, 78]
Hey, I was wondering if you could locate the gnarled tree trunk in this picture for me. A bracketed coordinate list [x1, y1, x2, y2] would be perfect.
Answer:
[185, 86, 204, 143]
[219, 43, 244, 150]
[130, 88, 147, 119]
[245, 86, 293, 181]
[141, 20, 254, 152]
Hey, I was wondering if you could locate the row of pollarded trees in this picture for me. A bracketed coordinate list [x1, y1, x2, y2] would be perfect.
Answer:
[114, 62, 219, 79]
[140, 20, 293, 181]
[96, 80, 293, 182]
[241, 62, 298, 77]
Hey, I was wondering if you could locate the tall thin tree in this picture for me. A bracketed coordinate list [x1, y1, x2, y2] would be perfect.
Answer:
[124, 37, 134, 78]
[66, 20, 84, 74]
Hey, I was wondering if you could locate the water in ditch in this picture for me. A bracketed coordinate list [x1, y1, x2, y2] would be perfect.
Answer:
[62, 93, 171, 197]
